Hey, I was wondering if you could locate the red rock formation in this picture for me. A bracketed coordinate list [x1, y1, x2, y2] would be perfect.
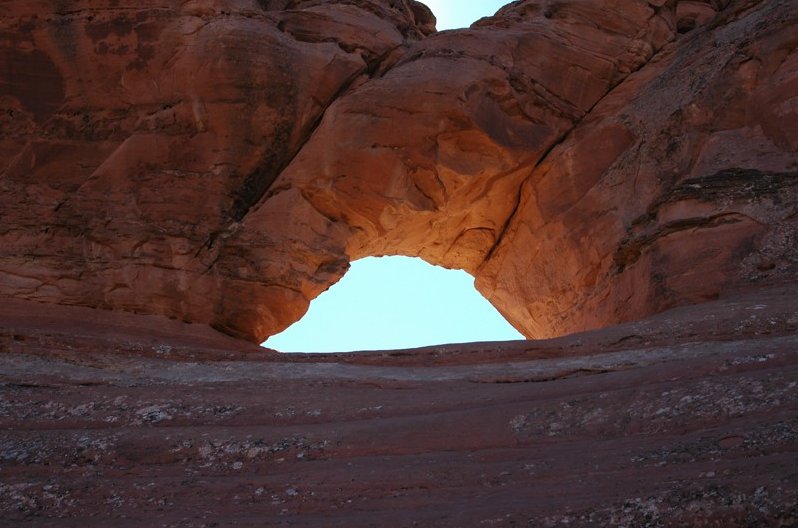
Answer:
[2, 3, 797, 524]
[0, 0, 434, 339]
[1, 0, 797, 342]
[477, 0, 798, 337]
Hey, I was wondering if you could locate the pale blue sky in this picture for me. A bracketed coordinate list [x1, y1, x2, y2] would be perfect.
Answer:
[422, 0, 509, 30]
[262, 2, 521, 353]
[262, 257, 524, 352]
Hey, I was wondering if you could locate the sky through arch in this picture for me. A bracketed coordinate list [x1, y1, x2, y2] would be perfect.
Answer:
[261, 257, 524, 352]
[421, 0, 509, 31]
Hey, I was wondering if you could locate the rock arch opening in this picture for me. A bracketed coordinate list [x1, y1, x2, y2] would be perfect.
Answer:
[261, 256, 523, 353]
[423, 0, 510, 31]
[3, 0, 795, 351]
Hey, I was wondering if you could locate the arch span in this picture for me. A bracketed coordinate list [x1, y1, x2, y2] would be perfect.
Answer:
[213, 0, 798, 342]
[2, 0, 796, 344]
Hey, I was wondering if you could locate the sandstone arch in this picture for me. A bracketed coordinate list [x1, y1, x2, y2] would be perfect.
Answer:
[1, 0, 796, 342]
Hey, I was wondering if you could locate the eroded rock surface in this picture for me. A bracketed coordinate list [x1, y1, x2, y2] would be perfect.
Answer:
[476, 0, 798, 337]
[1, 0, 796, 341]
[0, 0, 434, 339]
[1, 286, 797, 526]
[2, 2, 797, 524]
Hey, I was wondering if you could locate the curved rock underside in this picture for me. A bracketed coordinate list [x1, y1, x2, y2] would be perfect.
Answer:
[1, 0, 797, 341]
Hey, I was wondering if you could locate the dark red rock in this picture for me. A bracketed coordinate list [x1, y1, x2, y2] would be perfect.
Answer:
[0, 0, 434, 340]
[1, 285, 797, 526]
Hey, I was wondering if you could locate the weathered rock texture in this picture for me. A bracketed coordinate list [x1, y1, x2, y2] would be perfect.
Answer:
[0, 0, 435, 339]
[1, 0, 798, 342]
[1, 286, 797, 526]
[2, 2, 797, 524]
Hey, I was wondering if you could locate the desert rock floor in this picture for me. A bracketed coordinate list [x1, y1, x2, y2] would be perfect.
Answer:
[1, 287, 797, 527]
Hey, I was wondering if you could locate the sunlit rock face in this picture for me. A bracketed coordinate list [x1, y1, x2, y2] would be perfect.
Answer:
[1, 0, 797, 341]
[475, 0, 798, 337]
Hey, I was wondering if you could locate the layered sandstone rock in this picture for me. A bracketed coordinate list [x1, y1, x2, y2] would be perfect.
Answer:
[1, 286, 797, 526]
[1, 0, 796, 341]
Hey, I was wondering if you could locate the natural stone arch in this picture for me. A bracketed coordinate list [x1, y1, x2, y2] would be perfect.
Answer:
[2, 0, 797, 344]
[210, 0, 678, 340]
[212, 0, 798, 342]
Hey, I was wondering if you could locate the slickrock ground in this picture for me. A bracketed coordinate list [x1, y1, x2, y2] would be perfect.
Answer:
[1, 285, 797, 526]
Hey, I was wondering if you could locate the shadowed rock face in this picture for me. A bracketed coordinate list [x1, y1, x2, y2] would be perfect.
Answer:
[1, 0, 797, 341]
